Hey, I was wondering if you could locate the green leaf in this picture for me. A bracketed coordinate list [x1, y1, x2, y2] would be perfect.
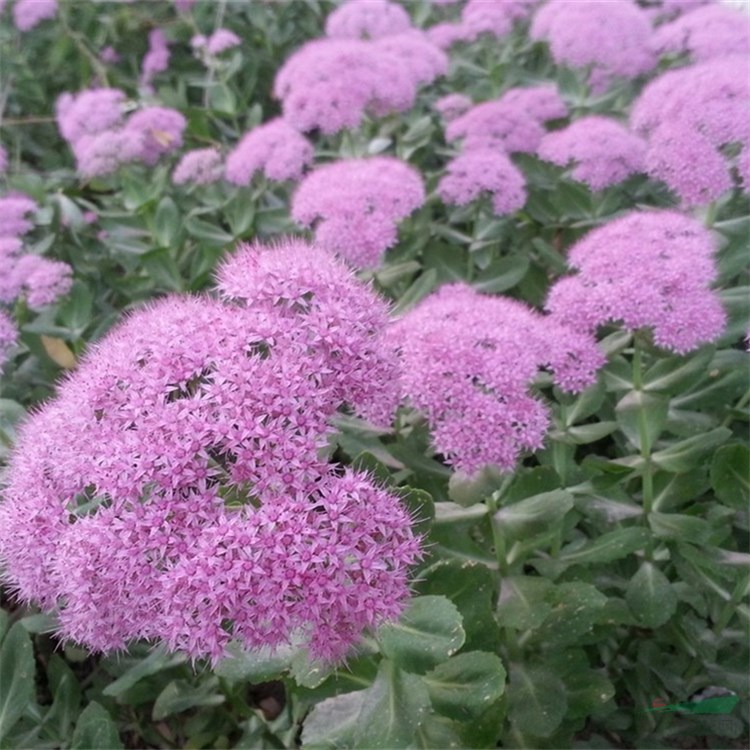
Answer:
[152, 677, 225, 720]
[103, 647, 186, 697]
[507, 663, 567, 738]
[615, 390, 669, 453]
[185, 216, 234, 246]
[391, 269, 439, 315]
[625, 562, 677, 628]
[70, 702, 123, 750]
[559, 421, 618, 445]
[395, 486, 435, 538]
[301, 689, 365, 749]
[448, 465, 505, 507]
[44, 654, 81, 738]
[354, 661, 430, 749]
[643, 347, 715, 395]
[0, 622, 35, 743]
[208, 84, 237, 114]
[215, 642, 295, 683]
[302, 661, 430, 749]
[377, 596, 465, 674]
[493, 490, 574, 540]
[531, 582, 608, 647]
[652, 428, 731, 473]
[496, 575, 556, 630]
[423, 651, 506, 721]
[710, 443, 750, 509]
[649, 511, 714, 545]
[556, 527, 650, 567]
[419, 560, 499, 653]
[153, 196, 180, 247]
[471, 254, 530, 293]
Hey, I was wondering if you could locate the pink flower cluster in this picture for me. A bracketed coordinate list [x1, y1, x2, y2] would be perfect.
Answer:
[537, 116, 646, 191]
[325, 0, 412, 39]
[438, 148, 527, 215]
[0, 309, 18, 372]
[274, 34, 446, 134]
[445, 85, 567, 154]
[546, 211, 726, 353]
[140, 28, 170, 92]
[225, 119, 313, 185]
[653, 4, 750, 63]
[12, 0, 57, 31]
[56, 89, 186, 177]
[291, 157, 425, 269]
[434, 93, 472, 121]
[439, 85, 565, 216]
[643, 0, 711, 22]
[388, 283, 603, 475]
[0, 239, 419, 665]
[631, 56, 750, 205]
[530, 0, 656, 92]
[427, 0, 538, 49]
[172, 148, 223, 186]
[192, 29, 242, 57]
[0, 194, 72, 311]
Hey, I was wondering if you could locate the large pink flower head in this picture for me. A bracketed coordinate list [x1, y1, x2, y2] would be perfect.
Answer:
[273, 39, 418, 133]
[55, 88, 126, 145]
[445, 84, 567, 153]
[461, 0, 538, 40]
[173, 148, 223, 186]
[122, 106, 186, 166]
[537, 116, 646, 190]
[0, 193, 37, 238]
[0, 240, 419, 665]
[438, 148, 527, 215]
[653, 5, 750, 63]
[12, 0, 57, 31]
[291, 157, 426, 269]
[546, 211, 726, 353]
[631, 56, 750, 206]
[215, 239, 401, 426]
[388, 283, 603, 475]
[225, 118, 314, 185]
[530, 0, 656, 92]
[325, 0, 412, 39]
[74, 129, 145, 179]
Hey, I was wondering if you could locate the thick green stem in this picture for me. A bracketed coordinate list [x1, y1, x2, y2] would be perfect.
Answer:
[486, 494, 508, 574]
[632, 340, 656, 561]
[722, 385, 750, 427]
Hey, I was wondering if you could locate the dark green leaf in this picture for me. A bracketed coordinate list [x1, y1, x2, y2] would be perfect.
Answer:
[423, 651, 506, 721]
[70, 702, 123, 750]
[625, 562, 677, 628]
[507, 664, 567, 738]
[377, 596, 465, 674]
[496, 576, 555, 630]
[652, 428, 731, 473]
[710, 443, 750, 509]
[152, 677, 225, 720]
[0, 622, 35, 743]
[615, 390, 669, 453]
